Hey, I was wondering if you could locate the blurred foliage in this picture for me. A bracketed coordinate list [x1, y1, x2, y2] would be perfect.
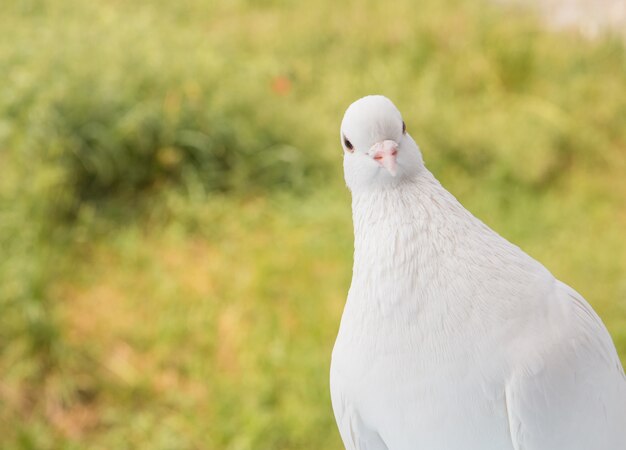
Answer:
[1, 1, 324, 219]
[1, 0, 625, 448]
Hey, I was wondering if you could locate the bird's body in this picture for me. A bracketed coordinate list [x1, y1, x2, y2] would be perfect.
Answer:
[330, 96, 626, 450]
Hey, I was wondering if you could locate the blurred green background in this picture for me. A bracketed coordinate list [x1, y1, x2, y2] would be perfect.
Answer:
[1, 0, 625, 448]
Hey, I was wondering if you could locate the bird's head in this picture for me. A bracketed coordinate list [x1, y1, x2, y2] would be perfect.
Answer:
[340, 95, 424, 192]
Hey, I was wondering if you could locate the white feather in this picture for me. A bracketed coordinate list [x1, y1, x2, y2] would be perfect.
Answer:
[331, 96, 626, 450]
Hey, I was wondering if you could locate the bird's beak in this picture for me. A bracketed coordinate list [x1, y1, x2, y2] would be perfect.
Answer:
[369, 140, 398, 176]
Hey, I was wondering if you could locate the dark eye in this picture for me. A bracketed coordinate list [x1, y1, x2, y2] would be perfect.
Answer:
[343, 136, 354, 151]
[402, 121, 406, 134]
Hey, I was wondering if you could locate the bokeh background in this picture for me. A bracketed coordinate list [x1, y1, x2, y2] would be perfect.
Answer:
[1, 0, 625, 448]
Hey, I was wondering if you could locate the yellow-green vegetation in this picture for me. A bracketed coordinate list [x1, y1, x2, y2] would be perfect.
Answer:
[1, 0, 625, 448]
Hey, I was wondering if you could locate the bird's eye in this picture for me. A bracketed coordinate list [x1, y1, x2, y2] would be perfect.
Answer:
[402, 121, 406, 134]
[343, 136, 354, 151]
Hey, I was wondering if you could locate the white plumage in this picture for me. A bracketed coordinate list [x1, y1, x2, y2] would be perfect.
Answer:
[330, 95, 626, 450]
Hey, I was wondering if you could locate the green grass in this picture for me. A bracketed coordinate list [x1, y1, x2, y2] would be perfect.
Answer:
[1, 0, 626, 448]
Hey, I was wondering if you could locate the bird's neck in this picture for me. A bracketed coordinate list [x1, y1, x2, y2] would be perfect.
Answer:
[351, 169, 463, 238]
[350, 170, 471, 288]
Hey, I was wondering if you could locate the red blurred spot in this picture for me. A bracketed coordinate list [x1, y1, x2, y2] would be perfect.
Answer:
[271, 76, 292, 95]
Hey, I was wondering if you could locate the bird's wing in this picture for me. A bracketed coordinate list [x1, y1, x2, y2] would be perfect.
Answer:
[505, 282, 626, 450]
[330, 383, 389, 450]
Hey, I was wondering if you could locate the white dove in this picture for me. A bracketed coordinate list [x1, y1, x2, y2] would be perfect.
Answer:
[330, 95, 626, 450]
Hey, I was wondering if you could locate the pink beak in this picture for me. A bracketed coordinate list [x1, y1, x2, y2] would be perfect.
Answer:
[370, 140, 398, 176]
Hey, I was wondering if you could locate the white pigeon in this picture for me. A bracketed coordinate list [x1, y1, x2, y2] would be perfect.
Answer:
[330, 95, 626, 450]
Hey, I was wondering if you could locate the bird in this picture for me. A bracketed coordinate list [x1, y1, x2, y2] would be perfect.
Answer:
[330, 95, 626, 450]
